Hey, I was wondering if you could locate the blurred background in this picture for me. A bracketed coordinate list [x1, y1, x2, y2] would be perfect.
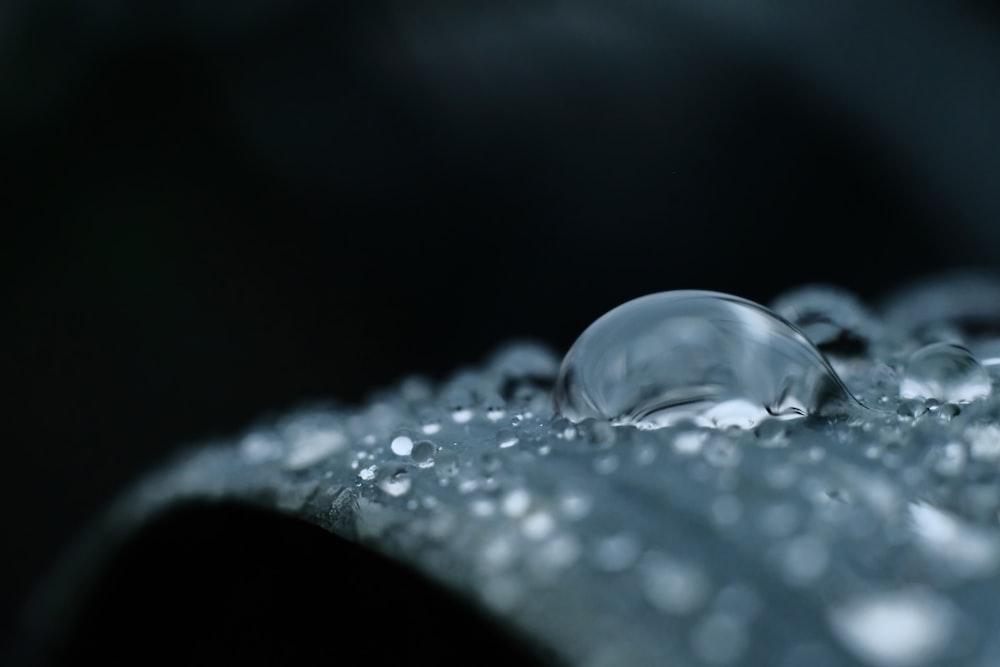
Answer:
[3, 0, 1000, 652]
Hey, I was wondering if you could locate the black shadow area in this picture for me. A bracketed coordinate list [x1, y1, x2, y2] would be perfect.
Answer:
[19, 502, 565, 667]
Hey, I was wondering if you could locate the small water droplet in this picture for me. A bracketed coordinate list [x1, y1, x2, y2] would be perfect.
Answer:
[936, 403, 961, 421]
[496, 429, 519, 449]
[896, 398, 928, 419]
[553, 291, 861, 430]
[827, 588, 957, 667]
[418, 408, 443, 435]
[376, 466, 412, 497]
[485, 393, 507, 422]
[900, 342, 991, 403]
[390, 434, 414, 456]
[411, 440, 436, 466]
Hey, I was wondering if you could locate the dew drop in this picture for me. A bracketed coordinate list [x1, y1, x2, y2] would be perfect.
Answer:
[411, 440, 436, 466]
[554, 291, 861, 430]
[390, 434, 414, 456]
[899, 342, 991, 404]
[376, 466, 412, 497]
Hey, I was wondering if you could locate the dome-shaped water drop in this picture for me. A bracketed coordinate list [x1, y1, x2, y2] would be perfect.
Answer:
[553, 291, 861, 429]
[899, 342, 991, 404]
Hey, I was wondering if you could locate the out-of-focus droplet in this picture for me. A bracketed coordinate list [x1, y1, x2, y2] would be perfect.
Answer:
[883, 270, 1000, 344]
[827, 588, 957, 667]
[771, 284, 879, 355]
[899, 342, 991, 404]
[411, 440, 436, 467]
[638, 551, 710, 615]
[377, 466, 412, 497]
[390, 434, 414, 456]
[909, 501, 1000, 577]
[553, 291, 860, 430]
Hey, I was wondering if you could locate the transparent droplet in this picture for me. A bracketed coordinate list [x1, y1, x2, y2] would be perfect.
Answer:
[411, 440, 437, 466]
[899, 342, 991, 404]
[377, 466, 412, 497]
[390, 434, 414, 456]
[771, 284, 879, 355]
[554, 291, 861, 430]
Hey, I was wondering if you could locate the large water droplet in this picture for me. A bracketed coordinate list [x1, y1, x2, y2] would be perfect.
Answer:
[899, 342, 991, 404]
[554, 291, 860, 429]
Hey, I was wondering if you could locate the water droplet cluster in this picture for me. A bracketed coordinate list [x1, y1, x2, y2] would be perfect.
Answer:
[223, 274, 1000, 667]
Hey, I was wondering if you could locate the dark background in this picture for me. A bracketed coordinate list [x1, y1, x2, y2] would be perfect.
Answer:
[3, 0, 1000, 652]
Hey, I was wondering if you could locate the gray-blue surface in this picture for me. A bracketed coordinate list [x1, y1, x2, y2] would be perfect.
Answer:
[20, 274, 1000, 666]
